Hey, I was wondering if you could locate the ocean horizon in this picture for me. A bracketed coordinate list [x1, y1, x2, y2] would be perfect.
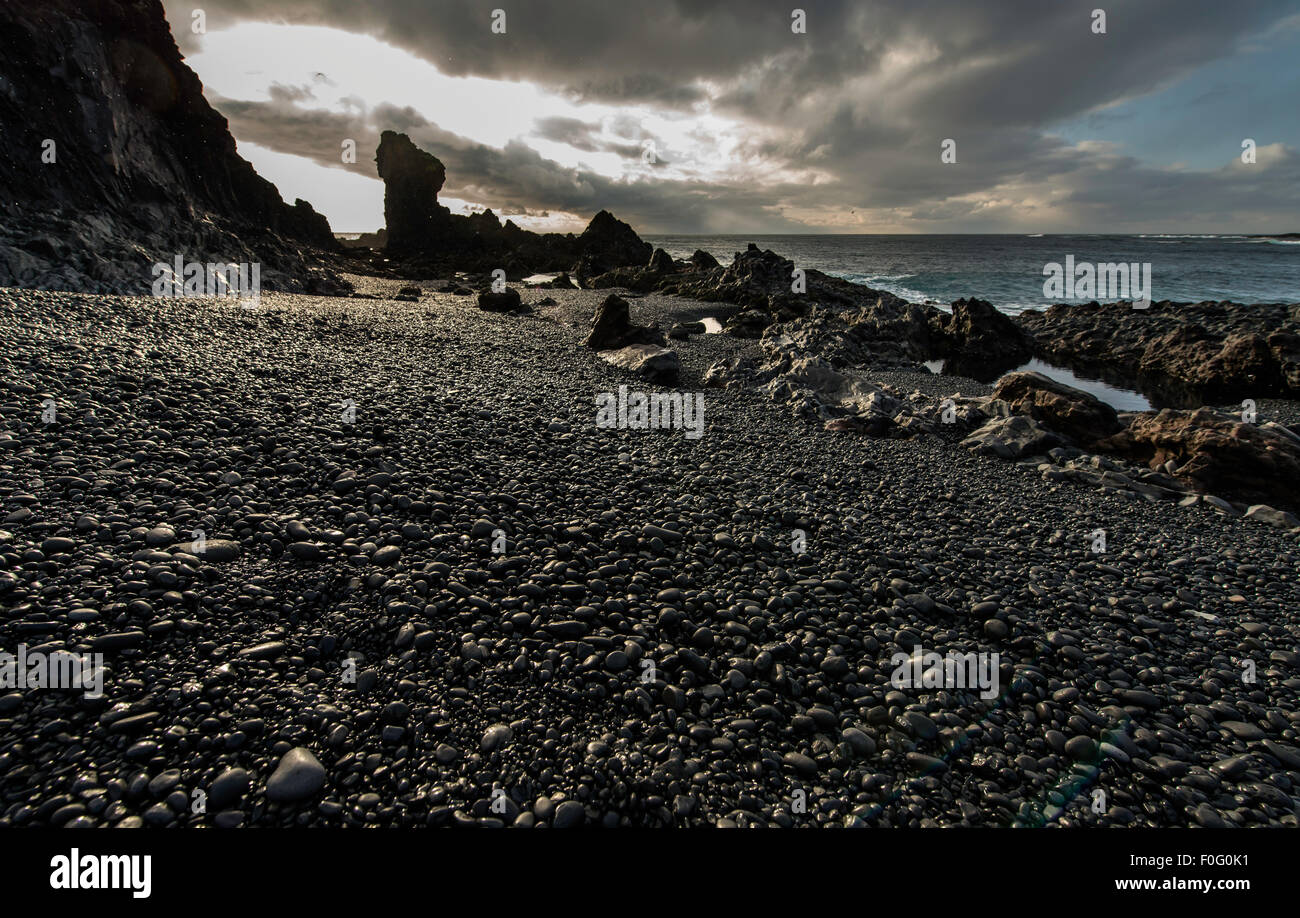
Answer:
[643, 233, 1300, 313]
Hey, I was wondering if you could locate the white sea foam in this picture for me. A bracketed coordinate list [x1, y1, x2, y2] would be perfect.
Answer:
[1137, 233, 1246, 239]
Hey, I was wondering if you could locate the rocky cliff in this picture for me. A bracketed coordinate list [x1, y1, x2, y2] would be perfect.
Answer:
[0, 0, 344, 294]
[375, 130, 452, 256]
[370, 131, 652, 279]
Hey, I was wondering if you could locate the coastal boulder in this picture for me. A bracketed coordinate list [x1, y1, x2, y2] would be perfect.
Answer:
[961, 415, 1062, 460]
[1094, 407, 1300, 510]
[690, 249, 721, 271]
[702, 356, 760, 390]
[1244, 504, 1300, 529]
[589, 265, 662, 293]
[725, 309, 773, 338]
[992, 371, 1121, 447]
[477, 287, 524, 312]
[648, 248, 676, 274]
[599, 344, 681, 382]
[583, 294, 663, 349]
[934, 298, 1034, 380]
[669, 321, 706, 339]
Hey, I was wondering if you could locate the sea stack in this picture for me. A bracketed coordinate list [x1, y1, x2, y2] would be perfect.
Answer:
[374, 130, 454, 255]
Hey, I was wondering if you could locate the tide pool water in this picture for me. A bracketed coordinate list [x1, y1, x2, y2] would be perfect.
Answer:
[923, 357, 1154, 412]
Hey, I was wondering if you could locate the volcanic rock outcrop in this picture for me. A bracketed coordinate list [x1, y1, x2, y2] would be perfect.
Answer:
[587, 247, 684, 293]
[583, 294, 665, 350]
[991, 371, 1122, 448]
[931, 298, 1035, 380]
[590, 246, 1028, 374]
[375, 130, 453, 255]
[663, 244, 898, 317]
[0, 0, 345, 294]
[576, 212, 653, 276]
[1017, 300, 1300, 403]
[369, 134, 652, 279]
[1095, 408, 1300, 510]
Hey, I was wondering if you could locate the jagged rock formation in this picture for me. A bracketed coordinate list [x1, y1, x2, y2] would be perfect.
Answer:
[369, 134, 652, 279]
[587, 247, 683, 294]
[582, 244, 1033, 377]
[582, 295, 664, 350]
[1095, 407, 1300, 510]
[576, 212, 653, 276]
[991, 371, 1121, 448]
[375, 131, 452, 255]
[661, 244, 905, 315]
[704, 334, 1299, 513]
[0, 0, 345, 294]
[690, 249, 720, 271]
[1017, 300, 1300, 403]
[589, 243, 931, 343]
[931, 298, 1034, 380]
[701, 327, 938, 439]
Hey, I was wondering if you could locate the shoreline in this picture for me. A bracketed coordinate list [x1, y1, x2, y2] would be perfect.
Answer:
[2, 281, 1298, 827]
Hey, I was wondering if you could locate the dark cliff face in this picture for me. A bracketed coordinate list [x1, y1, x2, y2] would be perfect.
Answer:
[0, 0, 340, 293]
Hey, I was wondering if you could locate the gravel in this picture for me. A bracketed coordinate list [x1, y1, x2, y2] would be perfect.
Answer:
[0, 278, 1297, 827]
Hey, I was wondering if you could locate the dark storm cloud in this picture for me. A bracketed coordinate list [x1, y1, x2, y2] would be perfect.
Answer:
[178, 1, 1291, 114]
[180, 0, 1300, 230]
[266, 82, 315, 104]
[531, 116, 646, 160]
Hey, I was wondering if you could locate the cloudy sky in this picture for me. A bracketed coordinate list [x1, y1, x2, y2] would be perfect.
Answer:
[166, 1, 1300, 234]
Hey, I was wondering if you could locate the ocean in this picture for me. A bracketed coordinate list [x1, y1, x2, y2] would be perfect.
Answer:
[644, 234, 1300, 314]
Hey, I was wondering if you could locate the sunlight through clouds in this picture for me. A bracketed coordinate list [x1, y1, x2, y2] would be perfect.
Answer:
[172, 1, 1300, 235]
[187, 21, 760, 230]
